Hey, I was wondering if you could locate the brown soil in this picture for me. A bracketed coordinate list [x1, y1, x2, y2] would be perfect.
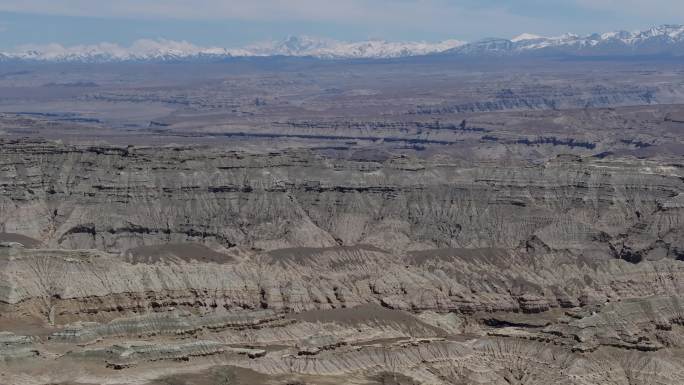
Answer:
[0, 232, 43, 248]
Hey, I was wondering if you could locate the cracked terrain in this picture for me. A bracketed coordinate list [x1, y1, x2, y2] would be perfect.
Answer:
[0, 57, 683, 384]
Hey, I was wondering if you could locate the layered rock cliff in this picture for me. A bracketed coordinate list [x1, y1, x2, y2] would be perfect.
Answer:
[0, 139, 682, 385]
[1, 139, 681, 258]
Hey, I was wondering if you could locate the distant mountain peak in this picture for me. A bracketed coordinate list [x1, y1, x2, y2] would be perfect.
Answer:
[3, 24, 684, 62]
[241, 36, 466, 59]
[2, 36, 465, 62]
[446, 24, 684, 57]
[511, 33, 545, 42]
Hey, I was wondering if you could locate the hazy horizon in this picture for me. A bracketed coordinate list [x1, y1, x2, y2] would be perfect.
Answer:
[0, 1, 682, 50]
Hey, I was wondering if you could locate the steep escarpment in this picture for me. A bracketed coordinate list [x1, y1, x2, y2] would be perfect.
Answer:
[1, 243, 683, 385]
[0, 139, 682, 385]
[2, 243, 682, 322]
[1, 140, 681, 259]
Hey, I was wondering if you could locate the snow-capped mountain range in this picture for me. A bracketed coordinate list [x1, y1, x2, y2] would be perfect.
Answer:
[1, 36, 466, 62]
[2, 25, 684, 62]
[240, 35, 467, 59]
[447, 24, 684, 56]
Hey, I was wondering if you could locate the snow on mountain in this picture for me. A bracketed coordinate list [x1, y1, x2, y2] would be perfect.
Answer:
[242, 35, 466, 59]
[3, 25, 684, 62]
[3, 36, 465, 62]
[511, 33, 545, 42]
[242, 36, 335, 57]
[448, 24, 684, 56]
[11, 40, 233, 62]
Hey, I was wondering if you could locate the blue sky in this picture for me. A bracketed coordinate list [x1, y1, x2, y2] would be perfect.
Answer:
[0, 0, 681, 49]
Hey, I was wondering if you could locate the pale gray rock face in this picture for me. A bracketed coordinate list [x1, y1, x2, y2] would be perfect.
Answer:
[0, 138, 683, 384]
[0, 140, 681, 259]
